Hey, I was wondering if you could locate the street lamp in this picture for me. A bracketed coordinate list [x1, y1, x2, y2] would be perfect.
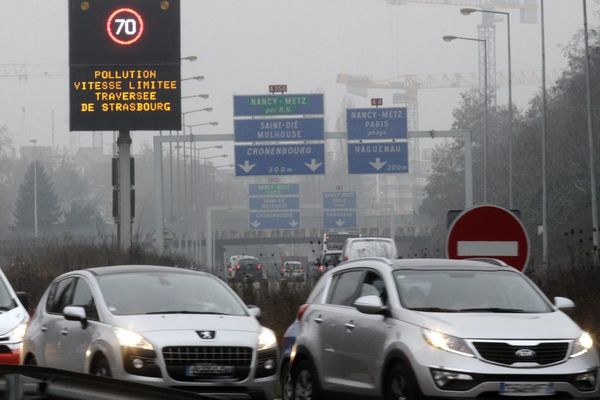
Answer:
[461, 7, 513, 209]
[181, 55, 198, 62]
[29, 139, 38, 238]
[188, 122, 219, 132]
[444, 35, 489, 203]
[181, 76, 204, 83]
[181, 94, 209, 100]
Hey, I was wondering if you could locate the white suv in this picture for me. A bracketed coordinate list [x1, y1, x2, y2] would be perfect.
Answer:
[290, 258, 599, 399]
[23, 265, 278, 400]
[340, 237, 398, 261]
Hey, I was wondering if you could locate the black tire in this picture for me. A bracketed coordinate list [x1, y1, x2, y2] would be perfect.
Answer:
[24, 354, 37, 366]
[292, 360, 321, 400]
[280, 360, 293, 400]
[90, 355, 112, 377]
[384, 362, 421, 400]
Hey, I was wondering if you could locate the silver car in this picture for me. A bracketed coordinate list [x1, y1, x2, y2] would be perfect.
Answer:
[290, 258, 599, 399]
[22, 265, 278, 400]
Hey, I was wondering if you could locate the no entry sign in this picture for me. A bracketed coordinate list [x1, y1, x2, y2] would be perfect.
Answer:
[446, 205, 530, 271]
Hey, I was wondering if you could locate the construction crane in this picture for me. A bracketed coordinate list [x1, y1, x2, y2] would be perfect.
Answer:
[385, 0, 538, 105]
[337, 70, 559, 130]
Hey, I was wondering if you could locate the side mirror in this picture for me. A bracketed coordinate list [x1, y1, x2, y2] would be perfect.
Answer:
[15, 291, 28, 310]
[248, 305, 262, 320]
[554, 297, 575, 311]
[63, 306, 88, 328]
[354, 295, 386, 315]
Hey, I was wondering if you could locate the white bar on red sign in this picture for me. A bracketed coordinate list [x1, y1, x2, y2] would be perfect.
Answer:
[457, 241, 518, 257]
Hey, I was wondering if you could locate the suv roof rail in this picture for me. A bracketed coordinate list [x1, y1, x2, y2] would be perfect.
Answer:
[466, 258, 510, 267]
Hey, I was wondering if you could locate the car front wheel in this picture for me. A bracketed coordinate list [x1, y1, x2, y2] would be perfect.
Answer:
[90, 355, 112, 377]
[292, 360, 321, 400]
[384, 362, 421, 400]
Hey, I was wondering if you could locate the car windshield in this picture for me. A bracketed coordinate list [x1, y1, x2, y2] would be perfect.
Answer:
[347, 240, 395, 259]
[394, 269, 552, 313]
[239, 258, 259, 268]
[0, 277, 16, 311]
[97, 272, 247, 316]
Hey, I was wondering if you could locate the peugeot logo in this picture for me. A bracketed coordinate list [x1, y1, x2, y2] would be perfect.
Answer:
[197, 330, 216, 340]
[515, 349, 536, 359]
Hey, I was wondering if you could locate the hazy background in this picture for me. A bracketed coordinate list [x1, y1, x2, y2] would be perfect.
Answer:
[0, 0, 595, 156]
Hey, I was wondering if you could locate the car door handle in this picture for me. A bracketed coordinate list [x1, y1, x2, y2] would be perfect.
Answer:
[40, 326, 47, 332]
[314, 316, 323, 324]
[345, 322, 355, 330]
[60, 329, 69, 336]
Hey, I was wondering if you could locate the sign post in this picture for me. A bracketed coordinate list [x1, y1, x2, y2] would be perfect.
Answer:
[69, 0, 181, 250]
[446, 205, 530, 271]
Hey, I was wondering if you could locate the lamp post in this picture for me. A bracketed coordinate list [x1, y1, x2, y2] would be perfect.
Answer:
[29, 139, 38, 238]
[444, 35, 489, 203]
[181, 76, 205, 83]
[461, 8, 513, 209]
[582, 0, 599, 261]
[181, 55, 198, 62]
[540, 0, 549, 266]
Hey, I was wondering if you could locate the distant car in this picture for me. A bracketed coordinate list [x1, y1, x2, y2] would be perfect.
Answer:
[0, 268, 29, 365]
[234, 256, 264, 283]
[340, 237, 398, 261]
[316, 251, 342, 276]
[225, 254, 246, 280]
[320, 231, 360, 254]
[280, 261, 306, 282]
[290, 258, 599, 400]
[23, 265, 278, 400]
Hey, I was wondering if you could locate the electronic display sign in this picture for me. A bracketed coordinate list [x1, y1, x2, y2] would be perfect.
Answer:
[69, 0, 181, 131]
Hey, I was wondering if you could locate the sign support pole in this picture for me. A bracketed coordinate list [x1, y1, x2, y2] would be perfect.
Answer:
[154, 136, 164, 254]
[118, 130, 132, 250]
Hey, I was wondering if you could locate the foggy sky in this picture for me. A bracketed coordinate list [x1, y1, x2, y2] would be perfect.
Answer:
[0, 0, 594, 155]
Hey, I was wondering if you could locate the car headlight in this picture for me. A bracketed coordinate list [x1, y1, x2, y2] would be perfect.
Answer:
[114, 327, 154, 350]
[8, 322, 28, 343]
[423, 329, 475, 358]
[258, 327, 277, 351]
[571, 332, 593, 358]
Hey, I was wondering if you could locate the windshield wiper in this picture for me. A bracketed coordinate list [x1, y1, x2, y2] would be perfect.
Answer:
[457, 307, 527, 313]
[145, 311, 231, 315]
[410, 307, 460, 313]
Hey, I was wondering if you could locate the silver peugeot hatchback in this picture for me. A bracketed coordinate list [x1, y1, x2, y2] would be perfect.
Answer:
[22, 265, 278, 400]
[290, 258, 599, 399]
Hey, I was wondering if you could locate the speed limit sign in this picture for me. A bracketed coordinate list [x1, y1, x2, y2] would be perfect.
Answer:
[106, 8, 144, 45]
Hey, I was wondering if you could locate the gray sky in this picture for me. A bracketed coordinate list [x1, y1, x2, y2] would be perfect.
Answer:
[0, 0, 595, 155]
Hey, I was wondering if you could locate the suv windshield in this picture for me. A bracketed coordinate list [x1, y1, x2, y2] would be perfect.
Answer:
[0, 277, 16, 311]
[394, 269, 552, 313]
[98, 273, 247, 316]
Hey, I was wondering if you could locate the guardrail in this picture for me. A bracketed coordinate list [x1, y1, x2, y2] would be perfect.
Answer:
[0, 365, 216, 400]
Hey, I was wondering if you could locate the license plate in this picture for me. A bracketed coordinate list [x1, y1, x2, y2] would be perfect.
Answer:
[185, 364, 234, 376]
[499, 382, 555, 396]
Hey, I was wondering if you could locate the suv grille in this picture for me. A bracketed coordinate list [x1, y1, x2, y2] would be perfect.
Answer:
[473, 342, 569, 366]
[162, 346, 253, 382]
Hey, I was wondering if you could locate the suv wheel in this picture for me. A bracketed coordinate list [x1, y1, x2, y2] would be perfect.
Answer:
[292, 360, 321, 400]
[90, 355, 112, 377]
[280, 360, 293, 400]
[385, 363, 421, 400]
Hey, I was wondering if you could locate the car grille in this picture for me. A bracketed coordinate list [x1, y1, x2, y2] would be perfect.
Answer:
[472, 341, 569, 366]
[162, 346, 253, 382]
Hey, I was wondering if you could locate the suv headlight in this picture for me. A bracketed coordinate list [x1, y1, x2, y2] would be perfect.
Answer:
[258, 327, 277, 351]
[571, 332, 593, 358]
[114, 327, 154, 350]
[8, 321, 28, 343]
[423, 329, 475, 358]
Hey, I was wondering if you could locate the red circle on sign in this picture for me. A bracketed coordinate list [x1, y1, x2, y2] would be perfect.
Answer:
[446, 205, 530, 271]
[106, 8, 144, 46]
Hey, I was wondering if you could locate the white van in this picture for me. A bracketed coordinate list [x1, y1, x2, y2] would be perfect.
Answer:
[0, 268, 29, 365]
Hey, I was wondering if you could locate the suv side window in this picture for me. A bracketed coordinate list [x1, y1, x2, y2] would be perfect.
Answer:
[327, 270, 364, 306]
[72, 278, 100, 321]
[358, 270, 388, 305]
[46, 277, 76, 314]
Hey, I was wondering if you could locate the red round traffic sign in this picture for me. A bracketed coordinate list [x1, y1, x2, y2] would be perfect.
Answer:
[446, 205, 530, 271]
[106, 8, 144, 46]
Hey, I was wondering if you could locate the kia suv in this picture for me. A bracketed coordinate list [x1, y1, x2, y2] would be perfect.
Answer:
[23, 265, 278, 399]
[290, 258, 599, 399]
